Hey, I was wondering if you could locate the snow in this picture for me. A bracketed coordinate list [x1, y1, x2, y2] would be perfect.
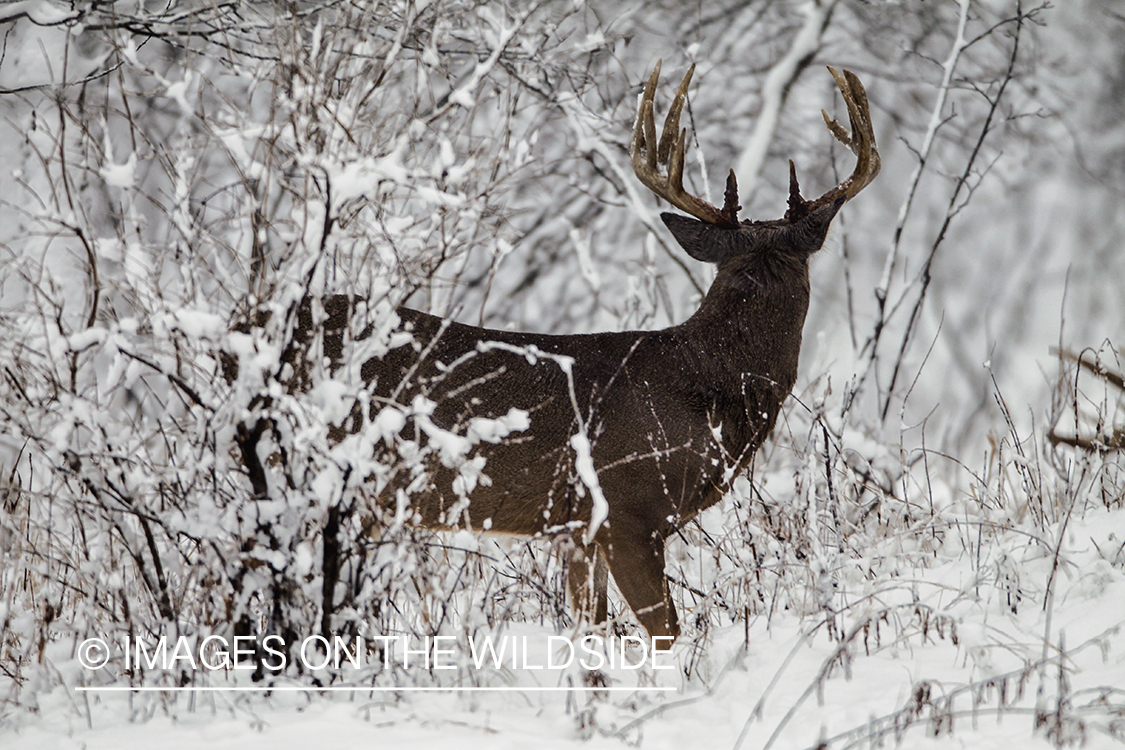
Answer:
[100, 153, 136, 189]
[0, 0, 75, 25]
[6, 531, 1124, 750]
[570, 227, 601, 290]
[570, 431, 608, 544]
[14, 441, 1121, 749]
[466, 408, 530, 444]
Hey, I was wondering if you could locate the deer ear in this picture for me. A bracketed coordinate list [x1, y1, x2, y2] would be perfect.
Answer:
[661, 213, 740, 264]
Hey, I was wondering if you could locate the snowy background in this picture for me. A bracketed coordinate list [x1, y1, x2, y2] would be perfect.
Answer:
[2, 0, 1125, 748]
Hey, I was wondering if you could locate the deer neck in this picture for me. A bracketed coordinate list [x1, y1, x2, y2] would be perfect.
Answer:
[685, 254, 811, 390]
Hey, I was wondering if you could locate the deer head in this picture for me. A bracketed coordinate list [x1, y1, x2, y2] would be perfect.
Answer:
[631, 61, 879, 265]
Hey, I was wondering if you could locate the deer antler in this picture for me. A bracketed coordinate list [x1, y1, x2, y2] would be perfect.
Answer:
[791, 66, 881, 218]
[631, 61, 741, 227]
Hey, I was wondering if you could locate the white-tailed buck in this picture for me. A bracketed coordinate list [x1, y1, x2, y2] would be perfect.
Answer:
[280, 63, 879, 640]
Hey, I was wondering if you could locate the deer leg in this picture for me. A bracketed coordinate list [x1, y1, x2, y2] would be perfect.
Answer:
[605, 530, 679, 640]
[568, 544, 608, 626]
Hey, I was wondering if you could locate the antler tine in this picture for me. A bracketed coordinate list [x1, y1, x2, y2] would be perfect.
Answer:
[658, 64, 693, 164]
[640, 62, 661, 172]
[631, 61, 736, 227]
[806, 66, 881, 209]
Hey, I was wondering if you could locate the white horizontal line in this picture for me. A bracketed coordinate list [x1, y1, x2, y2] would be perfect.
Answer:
[76, 685, 675, 693]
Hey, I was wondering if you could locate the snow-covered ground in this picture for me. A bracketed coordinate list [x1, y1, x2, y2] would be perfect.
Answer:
[6, 497, 1124, 750]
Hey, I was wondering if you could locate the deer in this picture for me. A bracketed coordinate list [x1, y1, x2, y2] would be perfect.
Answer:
[281, 62, 879, 641]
